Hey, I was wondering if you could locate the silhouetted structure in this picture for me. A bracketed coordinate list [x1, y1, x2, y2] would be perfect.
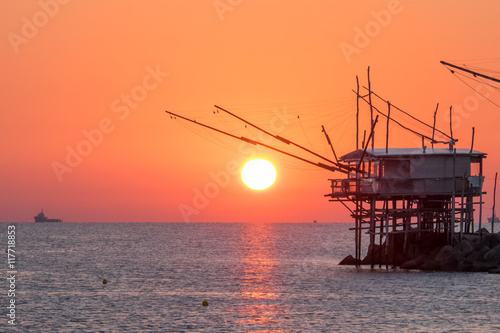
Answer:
[34, 209, 63, 223]
[326, 147, 486, 267]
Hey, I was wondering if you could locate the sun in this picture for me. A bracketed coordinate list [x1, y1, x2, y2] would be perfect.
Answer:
[241, 158, 277, 191]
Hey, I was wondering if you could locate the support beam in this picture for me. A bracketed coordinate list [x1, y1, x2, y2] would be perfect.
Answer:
[432, 103, 439, 148]
[165, 110, 348, 174]
[441, 61, 500, 84]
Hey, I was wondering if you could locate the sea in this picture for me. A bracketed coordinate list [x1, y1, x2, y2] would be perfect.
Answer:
[1, 222, 499, 332]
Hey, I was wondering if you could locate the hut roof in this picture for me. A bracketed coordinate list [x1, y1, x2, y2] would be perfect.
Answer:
[340, 148, 486, 162]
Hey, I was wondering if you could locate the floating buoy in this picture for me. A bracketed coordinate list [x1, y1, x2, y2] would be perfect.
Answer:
[202, 300, 208, 306]
[102, 279, 107, 285]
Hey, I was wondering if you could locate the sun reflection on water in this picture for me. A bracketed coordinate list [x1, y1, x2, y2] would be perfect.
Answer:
[230, 223, 287, 331]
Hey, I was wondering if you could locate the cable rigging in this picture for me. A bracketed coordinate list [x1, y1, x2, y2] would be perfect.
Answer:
[165, 110, 350, 174]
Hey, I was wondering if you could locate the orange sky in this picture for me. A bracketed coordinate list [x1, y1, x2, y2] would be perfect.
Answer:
[1, 0, 499, 222]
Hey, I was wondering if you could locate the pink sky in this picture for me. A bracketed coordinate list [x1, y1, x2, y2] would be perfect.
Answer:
[1, 0, 499, 222]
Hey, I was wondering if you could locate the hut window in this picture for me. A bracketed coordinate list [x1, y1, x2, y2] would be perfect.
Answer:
[470, 161, 480, 177]
[398, 160, 410, 177]
[372, 161, 380, 177]
[383, 159, 410, 178]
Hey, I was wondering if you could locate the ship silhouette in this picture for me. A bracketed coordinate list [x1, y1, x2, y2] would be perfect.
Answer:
[34, 209, 62, 223]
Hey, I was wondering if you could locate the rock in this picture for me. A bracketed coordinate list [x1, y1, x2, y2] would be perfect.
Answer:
[361, 244, 387, 265]
[490, 233, 500, 248]
[401, 255, 429, 270]
[477, 228, 490, 235]
[420, 260, 441, 271]
[460, 260, 474, 271]
[401, 259, 420, 270]
[434, 245, 463, 271]
[339, 255, 360, 266]
[465, 246, 490, 262]
[435, 245, 464, 262]
[455, 239, 474, 257]
[472, 261, 498, 272]
[441, 256, 460, 271]
[488, 268, 500, 274]
[484, 244, 500, 263]
[468, 236, 485, 251]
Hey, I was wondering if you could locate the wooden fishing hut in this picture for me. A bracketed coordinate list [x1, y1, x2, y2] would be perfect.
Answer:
[325, 66, 492, 268]
[327, 146, 486, 267]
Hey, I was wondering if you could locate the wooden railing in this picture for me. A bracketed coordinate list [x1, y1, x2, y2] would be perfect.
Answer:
[327, 176, 483, 197]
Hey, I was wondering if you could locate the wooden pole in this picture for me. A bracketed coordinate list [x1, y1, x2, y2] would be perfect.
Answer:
[356, 75, 360, 150]
[322, 125, 339, 163]
[402, 199, 408, 259]
[368, 67, 374, 150]
[357, 115, 379, 171]
[451, 148, 456, 244]
[370, 199, 375, 269]
[385, 199, 389, 269]
[441, 61, 500, 84]
[470, 127, 475, 153]
[386, 102, 390, 153]
[392, 199, 397, 265]
[432, 103, 439, 149]
[355, 201, 359, 265]
[214, 104, 349, 171]
[379, 200, 384, 268]
[364, 90, 451, 140]
[358, 200, 363, 265]
[460, 173, 466, 241]
[449, 106, 454, 142]
[416, 199, 422, 244]
[166, 110, 348, 174]
[479, 160, 484, 236]
[492, 172, 497, 234]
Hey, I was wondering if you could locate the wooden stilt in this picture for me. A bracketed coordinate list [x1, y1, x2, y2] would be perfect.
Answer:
[451, 149, 456, 244]
[370, 199, 375, 269]
[460, 173, 466, 241]
[492, 172, 497, 234]
[356, 75, 360, 150]
[479, 160, 484, 236]
[385, 200, 389, 269]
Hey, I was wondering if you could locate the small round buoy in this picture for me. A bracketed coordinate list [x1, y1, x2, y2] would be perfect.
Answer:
[202, 300, 208, 306]
[102, 279, 107, 285]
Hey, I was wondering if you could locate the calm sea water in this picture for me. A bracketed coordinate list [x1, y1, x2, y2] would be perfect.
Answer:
[1, 222, 499, 332]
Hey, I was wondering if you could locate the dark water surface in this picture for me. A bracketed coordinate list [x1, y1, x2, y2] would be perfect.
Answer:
[1, 222, 499, 332]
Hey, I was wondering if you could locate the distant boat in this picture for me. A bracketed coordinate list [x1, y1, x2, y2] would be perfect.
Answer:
[34, 209, 62, 223]
[313, 220, 318, 223]
[488, 214, 500, 224]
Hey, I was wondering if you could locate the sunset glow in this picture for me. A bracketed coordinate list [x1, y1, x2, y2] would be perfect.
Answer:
[1, 1, 499, 222]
